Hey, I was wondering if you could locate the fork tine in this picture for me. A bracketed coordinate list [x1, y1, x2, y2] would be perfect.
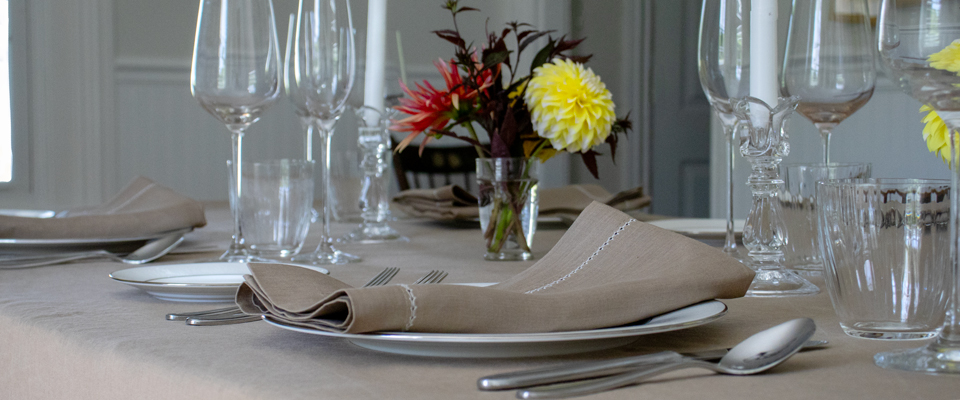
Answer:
[414, 270, 447, 284]
[413, 270, 435, 284]
[430, 271, 448, 284]
[363, 267, 399, 287]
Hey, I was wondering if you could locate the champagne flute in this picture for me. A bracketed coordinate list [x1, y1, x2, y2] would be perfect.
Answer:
[873, 0, 960, 373]
[781, 0, 876, 164]
[284, 12, 316, 161]
[698, 0, 751, 257]
[191, 0, 282, 262]
[290, 0, 359, 265]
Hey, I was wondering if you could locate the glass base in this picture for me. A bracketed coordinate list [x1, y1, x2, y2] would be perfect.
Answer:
[745, 269, 820, 297]
[875, 342, 960, 373]
[218, 247, 253, 263]
[291, 247, 361, 265]
[343, 224, 408, 244]
[484, 250, 534, 261]
[787, 261, 824, 274]
[841, 323, 940, 340]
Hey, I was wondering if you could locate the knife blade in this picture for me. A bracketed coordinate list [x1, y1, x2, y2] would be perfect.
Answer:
[477, 339, 826, 391]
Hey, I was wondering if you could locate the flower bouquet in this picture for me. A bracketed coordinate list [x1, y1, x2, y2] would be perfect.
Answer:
[392, 0, 631, 260]
[919, 40, 960, 167]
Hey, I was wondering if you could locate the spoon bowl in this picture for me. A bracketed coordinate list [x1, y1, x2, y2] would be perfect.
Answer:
[517, 318, 817, 399]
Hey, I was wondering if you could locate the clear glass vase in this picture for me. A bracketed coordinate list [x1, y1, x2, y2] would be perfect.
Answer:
[476, 158, 539, 261]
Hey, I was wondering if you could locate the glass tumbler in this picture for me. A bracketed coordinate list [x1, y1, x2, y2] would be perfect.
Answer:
[780, 163, 871, 274]
[817, 178, 951, 340]
[240, 159, 315, 259]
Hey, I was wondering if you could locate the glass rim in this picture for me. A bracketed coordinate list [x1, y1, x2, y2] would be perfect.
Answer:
[246, 159, 315, 167]
[816, 178, 950, 188]
[781, 162, 872, 170]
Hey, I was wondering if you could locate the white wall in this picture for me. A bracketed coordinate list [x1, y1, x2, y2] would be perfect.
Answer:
[108, 0, 586, 204]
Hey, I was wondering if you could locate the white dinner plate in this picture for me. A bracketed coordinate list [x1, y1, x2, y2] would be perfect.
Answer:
[0, 227, 193, 254]
[109, 262, 329, 302]
[648, 218, 744, 239]
[263, 300, 727, 358]
[0, 209, 56, 218]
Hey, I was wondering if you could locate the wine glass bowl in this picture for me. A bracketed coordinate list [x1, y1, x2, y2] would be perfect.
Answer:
[781, 0, 876, 164]
[873, 0, 960, 374]
[191, 0, 282, 262]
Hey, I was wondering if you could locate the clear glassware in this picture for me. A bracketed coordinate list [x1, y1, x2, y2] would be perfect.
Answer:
[283, 12, 315, 162]
[190, 0, 282, 262]
[289, 0, 360, 265]
[697, 0, 752, 257]
[343, 106, 406, 243]
[734, 96, 820, 297]
[781, 0, 876, 164]
[873, 0, 960, 373]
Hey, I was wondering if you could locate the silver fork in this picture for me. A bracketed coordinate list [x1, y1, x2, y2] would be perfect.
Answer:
[414, 270, 448, 284]
[167, 266, 400, 324]
[185, 268, 445, 326]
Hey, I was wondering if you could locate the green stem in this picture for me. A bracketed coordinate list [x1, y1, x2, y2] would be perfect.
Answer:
[462, 122, 487, 159]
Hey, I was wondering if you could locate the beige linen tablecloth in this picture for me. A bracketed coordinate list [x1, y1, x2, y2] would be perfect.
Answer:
[1, 205, 958, 400]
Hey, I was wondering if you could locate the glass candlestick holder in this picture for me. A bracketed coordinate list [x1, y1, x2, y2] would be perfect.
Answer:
[343, 107, 406, 243]
[733, 95, 819, 297]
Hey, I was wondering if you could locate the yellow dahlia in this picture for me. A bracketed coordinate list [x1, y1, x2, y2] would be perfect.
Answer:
[524, 58, 616, 153]
[919, 105, 957, 166]
[929, 39, 960, 73]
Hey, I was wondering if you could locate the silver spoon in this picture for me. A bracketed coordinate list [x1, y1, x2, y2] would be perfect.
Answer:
[0, 230, 186, 269]
[517, 318, 817, 399]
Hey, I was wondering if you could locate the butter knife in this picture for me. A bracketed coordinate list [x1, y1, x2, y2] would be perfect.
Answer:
[477, 339, 826, 390]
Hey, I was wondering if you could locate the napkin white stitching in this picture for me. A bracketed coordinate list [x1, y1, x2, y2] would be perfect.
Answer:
[106, 183, 156, 214]
[398, 284, 417, 331]
[524, 218, 637, 294]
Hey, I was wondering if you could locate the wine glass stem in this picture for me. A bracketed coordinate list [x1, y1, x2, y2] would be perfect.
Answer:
[317, 122, 335, 253]
[819, 129, 832, 164]
[230, 130, 245, 255]
[724, 123, 737, 254]
[300, 115, 315, 162]
[942, 129, 960, 345]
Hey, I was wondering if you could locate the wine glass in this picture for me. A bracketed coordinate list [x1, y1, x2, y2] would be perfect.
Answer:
[697, 0, 751, 257]
[781, 0, 876, 164]
[290, 0, 360, 265]
[284, 12, 315, 161]
[873, 0, 960, 373]
[191, 0, 282, 262]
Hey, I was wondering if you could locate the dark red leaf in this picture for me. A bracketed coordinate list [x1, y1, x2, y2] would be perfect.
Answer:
[519, 31, 552, 54]
[433, 29, 466, 48]
[554, 37, 585, 53]
[490, 128, 511, 158]
[580, 151, 600, 179]
[568, 54, 592, 63]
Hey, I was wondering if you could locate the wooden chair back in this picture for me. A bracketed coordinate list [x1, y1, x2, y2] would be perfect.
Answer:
[393, 144, 479, 192]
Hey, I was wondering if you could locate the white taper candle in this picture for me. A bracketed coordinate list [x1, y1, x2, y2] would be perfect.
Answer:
[749, 0, 778, 106]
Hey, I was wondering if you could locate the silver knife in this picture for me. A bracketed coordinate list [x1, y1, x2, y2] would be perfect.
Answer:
[477, 339, 826, 391]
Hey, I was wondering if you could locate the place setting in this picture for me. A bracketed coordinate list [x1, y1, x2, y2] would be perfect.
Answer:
[7, 0, 960, 398]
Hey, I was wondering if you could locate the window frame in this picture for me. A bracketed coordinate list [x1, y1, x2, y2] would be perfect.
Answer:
[1, 0, 28, 191]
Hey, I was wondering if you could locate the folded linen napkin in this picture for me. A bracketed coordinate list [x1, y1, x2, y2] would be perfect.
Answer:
[236, 202, 754, 334]
[391, 184, 651, 220]
[0, 176, 207, 239]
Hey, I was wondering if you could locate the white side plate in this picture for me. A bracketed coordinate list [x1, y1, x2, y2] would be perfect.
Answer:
[263, 300, 727, 358]
[648, 218, 744, 239]
[109, 262, 329, 302]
